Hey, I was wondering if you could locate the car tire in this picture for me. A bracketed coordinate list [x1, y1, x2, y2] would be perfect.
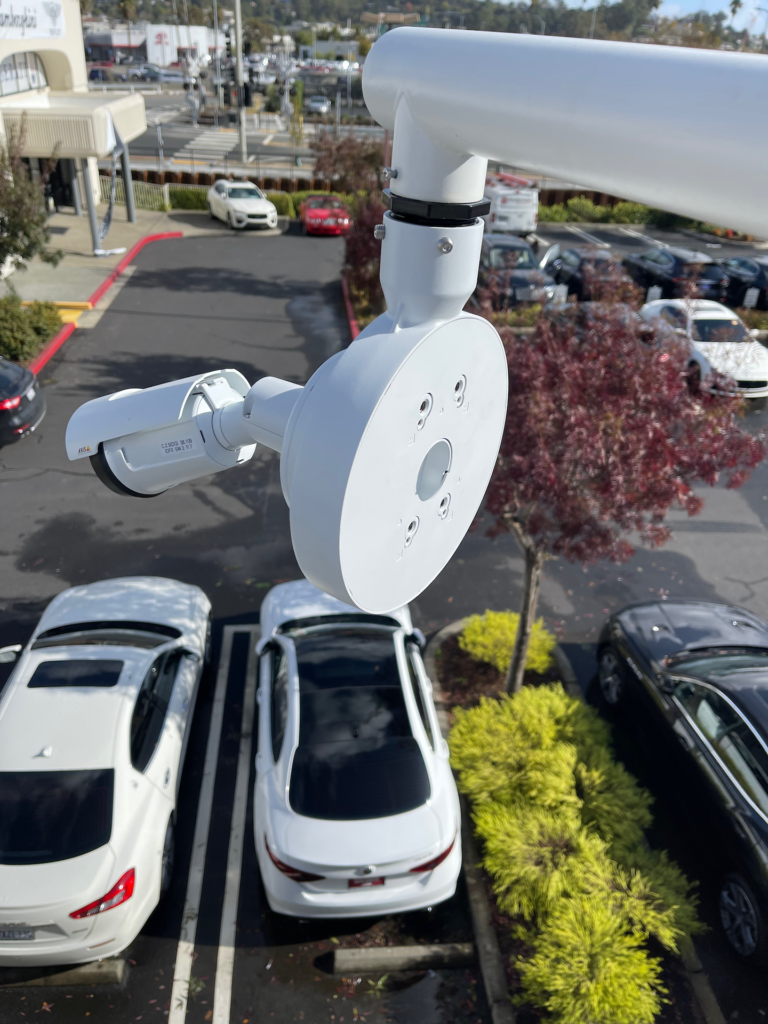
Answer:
[228, 212, 237, 231]
[719, 873, 768, 963]
[160, 818, 175, 898]
[687, 361, 702, 394]
[208, 202, 214, 220]
[598, 647, 624, 706]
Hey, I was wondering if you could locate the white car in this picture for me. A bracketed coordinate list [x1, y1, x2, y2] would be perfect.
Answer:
[254, 580, 461, 919]
[640, 299, 768, 398]
[207, 180, 278, 231]
[0, 577, 211, 966]
[306, 95, 331, 115]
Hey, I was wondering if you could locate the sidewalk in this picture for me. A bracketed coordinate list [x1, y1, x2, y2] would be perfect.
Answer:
[0, 206, 247, 304]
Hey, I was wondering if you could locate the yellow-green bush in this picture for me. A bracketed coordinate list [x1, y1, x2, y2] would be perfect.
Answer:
[458, 609, 556, 675]
[449, 685, 701, 1022]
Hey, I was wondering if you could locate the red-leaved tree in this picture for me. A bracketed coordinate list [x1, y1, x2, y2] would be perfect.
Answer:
[344, 194, 386, 324]
[486, 303, 766, 693]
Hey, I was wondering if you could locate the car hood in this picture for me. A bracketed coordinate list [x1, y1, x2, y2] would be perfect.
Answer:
[508, 270, 555, 288]
[692, 339, 768, 381]
[281, 802, 443, 867]
[227, 197, 275, 214]
[305, 208, 347, 219]
[617, 600, 768, 662]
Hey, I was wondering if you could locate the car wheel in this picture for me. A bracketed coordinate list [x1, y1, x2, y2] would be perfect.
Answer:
[160, 818, 175, 898]
[687, 361, 702, 394]
[204, 613, 212, 667]
[228, 212, 238, 231]
[598, 647, 624, 706]
[208, 202, 214, 220]
[719, 874, 767, 962]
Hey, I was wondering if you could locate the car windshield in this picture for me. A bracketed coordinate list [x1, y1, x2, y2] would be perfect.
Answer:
[27, 659, 124, 687]
[288, 628, 430, 820]
[307, 197, 345, 210]
[227, 187, 262, 199]
[32, 620, 180, 650]
[667, 649, 768, 678]
[488, 246, 537, 270]
[0, 362, 23, 393]
[691, 318, 750, 344]
[0, 769, 114, 864]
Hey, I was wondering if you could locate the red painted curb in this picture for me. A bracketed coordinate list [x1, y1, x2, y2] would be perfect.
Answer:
[340, 274, 360, 341]
[28, 232, 184, 376]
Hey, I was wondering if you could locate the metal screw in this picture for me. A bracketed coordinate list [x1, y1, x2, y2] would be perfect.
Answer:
[374, 223, 386, 241]
[382, 167, 398, 181]
[437, 237, 453, 254]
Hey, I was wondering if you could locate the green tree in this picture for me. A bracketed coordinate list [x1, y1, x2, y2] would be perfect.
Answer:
[0, 122, 61, 274]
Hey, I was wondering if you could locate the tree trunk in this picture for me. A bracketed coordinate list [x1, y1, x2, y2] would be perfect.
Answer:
[504, 540, 544, 694]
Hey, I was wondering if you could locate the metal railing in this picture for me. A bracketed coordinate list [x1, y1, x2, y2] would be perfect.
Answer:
[99, 175, 170, 211]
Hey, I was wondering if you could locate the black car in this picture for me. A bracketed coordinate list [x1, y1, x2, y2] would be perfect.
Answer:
[540, 245, 633, 300]
[476, 235, 556, 308]
[718, 256, 768, 311]
[0, 358, 45, 446]
[598, 600, 768, 963]
[622, 246, 729, 302]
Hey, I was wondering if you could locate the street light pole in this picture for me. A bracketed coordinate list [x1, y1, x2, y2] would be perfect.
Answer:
[234, 0, 247, 164]
[212, 0, 222, 106]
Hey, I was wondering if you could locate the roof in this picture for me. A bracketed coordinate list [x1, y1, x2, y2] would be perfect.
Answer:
[483, 235, 534, 250]
[643, 299, 733, 316]
[665, 246, 713, 263]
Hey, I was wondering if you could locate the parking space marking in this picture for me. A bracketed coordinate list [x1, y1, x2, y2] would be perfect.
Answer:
[618, 226, 667, 248]
[169, 626, 240, 1024]
[213, 627, 260, 1024]
[565, 225, 610, 247]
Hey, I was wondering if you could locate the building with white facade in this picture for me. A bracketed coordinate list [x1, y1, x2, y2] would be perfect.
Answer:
[84, 23, 225, 65]
[0, 0, 146, 251]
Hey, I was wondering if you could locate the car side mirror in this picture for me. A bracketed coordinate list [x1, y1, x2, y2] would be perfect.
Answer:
[182, 648, 201, 663]
[751, 328, 760, 337]
[659, 674, 677, 694]
[0, 644, 21, 664]
[408, 629, 427, 650]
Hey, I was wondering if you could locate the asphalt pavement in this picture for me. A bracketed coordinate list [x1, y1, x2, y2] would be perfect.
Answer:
[0, 232, 486, 1024]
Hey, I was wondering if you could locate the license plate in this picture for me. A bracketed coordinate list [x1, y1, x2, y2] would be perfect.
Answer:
[0, 928, 34, 940]
[349, 877, 384, 888]
[25, 387, 35, 401]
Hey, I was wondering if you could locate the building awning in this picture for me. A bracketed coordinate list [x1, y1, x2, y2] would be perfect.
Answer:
[0, 90, 146, 158]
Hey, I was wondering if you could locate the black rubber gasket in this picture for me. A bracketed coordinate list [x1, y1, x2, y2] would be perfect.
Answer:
[90, 442, 163, 498]
[383, 189, 490, 226]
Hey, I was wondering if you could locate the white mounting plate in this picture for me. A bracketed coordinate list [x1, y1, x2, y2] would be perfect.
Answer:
[282, 313, 508, 613]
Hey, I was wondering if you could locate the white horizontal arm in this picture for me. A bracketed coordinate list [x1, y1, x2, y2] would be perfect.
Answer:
[363, 29, 768, 237]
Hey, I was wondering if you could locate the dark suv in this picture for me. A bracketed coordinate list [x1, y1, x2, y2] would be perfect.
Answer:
[622, 247, 728, 301]
[475, 235, 556, 308]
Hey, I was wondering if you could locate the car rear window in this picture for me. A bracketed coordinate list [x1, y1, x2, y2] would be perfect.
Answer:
[0, 360, 24, 394]
[0, 769, 114, 864]
[27, 660, 123, 688]
[288, 629, 430, 820]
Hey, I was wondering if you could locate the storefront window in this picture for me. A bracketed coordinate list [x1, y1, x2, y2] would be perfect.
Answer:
[0, 53, 47, 97]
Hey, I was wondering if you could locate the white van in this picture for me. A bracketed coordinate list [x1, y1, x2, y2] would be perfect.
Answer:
[484, 173, 539, 240]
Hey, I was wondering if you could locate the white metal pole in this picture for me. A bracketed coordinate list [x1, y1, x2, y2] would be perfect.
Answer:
[213, 0, 222, 105]
[364, 28, 768, 237]
[234, 0, 247, 163]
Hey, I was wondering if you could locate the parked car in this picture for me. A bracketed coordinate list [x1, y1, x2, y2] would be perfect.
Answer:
[206, 180, 278, 230]
[598, 599, 768, 963]
[540, 244, 634, 301]
[88, 66, 127, 83]
[718, 256, 768, 311]
[0, 577, 211, 966]
[299, 194, 351, 236]
[0, 357, 46, 447]
[622, 246, 729, 302]
[306, 95, 331, 115]
[254, 580, 460, 918]
[639, 299, 768, 398]
[476, 235, 556, 308]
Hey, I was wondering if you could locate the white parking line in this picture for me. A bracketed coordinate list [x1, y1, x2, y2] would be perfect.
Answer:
[618, 226, 667, 248]
[212, 627, 260, 1024]
[169, 627, 237, 1024]
[565, 225, 610, 248]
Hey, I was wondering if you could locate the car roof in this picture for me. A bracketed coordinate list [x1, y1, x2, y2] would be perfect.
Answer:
[0, 646, 152, 771]
[33, 577, 202, 641]
[483, 236, 533, 250]
[642, 299, 733, 315]
[665, 246, 713, 263]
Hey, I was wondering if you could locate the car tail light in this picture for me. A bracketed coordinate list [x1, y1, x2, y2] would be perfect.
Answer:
[410, 834, 456, 873]
[0, 395, 21, 411]
[264, 836, 324, 882]
[69, 869, 135, 919]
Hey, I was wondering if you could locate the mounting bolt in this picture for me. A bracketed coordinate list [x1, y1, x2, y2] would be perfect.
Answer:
[382, 167, 398, 181]
[437, 237, 454, 254]
[374, 223, 386, 241]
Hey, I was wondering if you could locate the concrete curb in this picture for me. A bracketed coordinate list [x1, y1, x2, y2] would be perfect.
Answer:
[334, 943, 475, 974]
[28, 232, 184, 376]
[0, 959, 126, 988]
[340, 274, 360, 341]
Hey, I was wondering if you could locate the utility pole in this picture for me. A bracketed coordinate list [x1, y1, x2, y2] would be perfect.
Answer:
[234, 0, 247, 164]
[212, 0, 222, 105]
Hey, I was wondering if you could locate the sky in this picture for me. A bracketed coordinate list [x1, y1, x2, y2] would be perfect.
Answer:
[653, 0, 765, 29]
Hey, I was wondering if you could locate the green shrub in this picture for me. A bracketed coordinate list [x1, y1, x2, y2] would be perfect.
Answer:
[449, 684, 701, 1021]
[0, 292, 62, 362]
[169, 186, 208, 210]
[492, 304, 542, 329]
[609, 201, 651, 223]
[539, 203, 569, 222]
[537, 199, 649, 225]
[265, 192, 296, 218]
[738, 308, 768, 331]
[517, 896, 665, 1024]
[459, 609, 556, 675]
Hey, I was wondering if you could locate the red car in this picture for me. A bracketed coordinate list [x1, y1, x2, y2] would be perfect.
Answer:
[299, 195, 351, 236]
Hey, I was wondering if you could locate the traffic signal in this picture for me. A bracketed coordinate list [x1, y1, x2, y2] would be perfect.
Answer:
[244, 40, 251, 56]
[225, 31, 232, 60]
